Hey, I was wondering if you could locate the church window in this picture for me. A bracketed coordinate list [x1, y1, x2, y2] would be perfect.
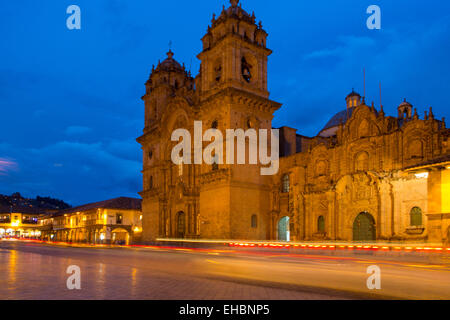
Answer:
[410, 207, 422, 227]
[211, 120, 218, 129]
[358, 120, 370, 138]
[241, 57, 252, 83]
[317, 216, 325, 233]
[215, 65, 222, 82]
[149, 176, 153, 189]
[316, 160, 327, 176]
[251, 214, 258, 228]
[409, 140, 423, 159]
[355, 152, 369, 172]
[282, 174, 290, 193]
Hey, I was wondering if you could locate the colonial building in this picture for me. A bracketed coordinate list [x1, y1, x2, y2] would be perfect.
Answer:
[275, 95, 449, 243]
[39, 197, 143, 245]
[0, 207, 43, 239]
[137, 0, 450, 244]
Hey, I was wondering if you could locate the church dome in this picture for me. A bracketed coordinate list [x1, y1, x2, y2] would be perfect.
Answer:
[319, 107, 356, 137]
[155, 50, 184, 73]
[399, 98, 412, 107]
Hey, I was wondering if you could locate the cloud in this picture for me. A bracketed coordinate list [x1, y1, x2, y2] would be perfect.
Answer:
[271, 15, 450, 136]
[65, 126, 93, 136]
[0, 140, 142, 206]
[304, 36, 376, 60]
[0, 158, 18, 176]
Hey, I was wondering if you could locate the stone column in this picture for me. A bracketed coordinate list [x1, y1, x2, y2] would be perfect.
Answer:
[379, 180, 394, 239]
[326, 190, 336, 240]
[304, 194, 311, 240]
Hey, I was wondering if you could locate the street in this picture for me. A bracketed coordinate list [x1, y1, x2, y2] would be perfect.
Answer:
[1, 241, 449, 300]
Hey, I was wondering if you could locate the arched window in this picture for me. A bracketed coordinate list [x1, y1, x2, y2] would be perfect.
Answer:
[409, 140, 423, 159]
[316, 160, 327, 176]
[410, 207, 422, 227]
[358, 119, 370, 138]
[355, 151, 369, 172]
[317, 216, 325, 233]
[251, 214, 257, 228]
[282, 174, 290, 193]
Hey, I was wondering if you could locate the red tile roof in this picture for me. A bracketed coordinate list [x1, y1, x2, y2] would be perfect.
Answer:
[53, 197, 142, 217]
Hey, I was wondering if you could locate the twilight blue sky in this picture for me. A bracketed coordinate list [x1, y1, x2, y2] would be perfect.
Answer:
[0, 0, 449, 205]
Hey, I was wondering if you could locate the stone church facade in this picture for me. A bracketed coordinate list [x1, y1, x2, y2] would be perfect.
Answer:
[137, 0, 450, 243]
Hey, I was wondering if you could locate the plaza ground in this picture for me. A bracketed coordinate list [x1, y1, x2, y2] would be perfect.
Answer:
[0, 240, 449, 300]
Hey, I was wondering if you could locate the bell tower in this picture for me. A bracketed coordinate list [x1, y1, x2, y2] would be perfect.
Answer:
[193, 0, 281, 241]
[196, 0, 271, 100]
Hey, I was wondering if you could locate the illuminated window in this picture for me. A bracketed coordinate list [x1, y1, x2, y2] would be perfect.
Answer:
[282, 174, 290, 193]
[116, 214, 123, 225]
[410, 207, 422, 227]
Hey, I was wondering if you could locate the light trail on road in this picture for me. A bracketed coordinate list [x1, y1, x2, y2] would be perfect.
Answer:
[0, 241, 449, 300]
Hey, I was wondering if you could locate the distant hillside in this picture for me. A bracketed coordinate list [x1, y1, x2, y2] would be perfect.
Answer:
[0, 192, 71, 211]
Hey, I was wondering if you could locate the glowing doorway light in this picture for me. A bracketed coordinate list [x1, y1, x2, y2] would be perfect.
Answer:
[415, 172, 429, 179]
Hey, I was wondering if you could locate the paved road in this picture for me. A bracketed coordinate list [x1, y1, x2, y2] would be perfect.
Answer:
[1, 241, 449, 300]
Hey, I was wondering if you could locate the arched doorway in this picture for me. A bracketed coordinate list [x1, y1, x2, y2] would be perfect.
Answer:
[278, 216, 290, 241]
[177, 212, 186, 238]
[112, 228, 130, 245]
[353, 212, 376, 241]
